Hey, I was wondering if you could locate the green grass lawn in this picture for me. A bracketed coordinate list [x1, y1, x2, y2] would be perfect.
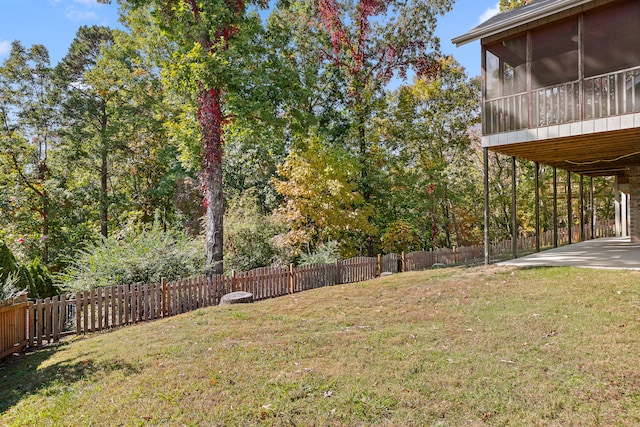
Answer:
[1, 266, 639, 426]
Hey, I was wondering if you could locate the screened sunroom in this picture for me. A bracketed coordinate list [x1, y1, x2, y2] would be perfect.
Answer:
[453, 0, 640, 258]
[482, 0, 640, 136]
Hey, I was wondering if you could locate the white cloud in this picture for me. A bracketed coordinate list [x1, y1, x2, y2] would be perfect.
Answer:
[73, 0, 99, 6]
[66, 9, 99, 21]
[60, 0, 105, 22]
[479, 2, 500, 24]
[0, 40, 10, 57]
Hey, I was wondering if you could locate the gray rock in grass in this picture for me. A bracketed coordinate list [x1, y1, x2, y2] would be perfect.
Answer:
[219, 291, 253, 305]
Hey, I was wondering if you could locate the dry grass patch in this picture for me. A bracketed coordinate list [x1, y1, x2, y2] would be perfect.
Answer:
[1, 266, 640, 426]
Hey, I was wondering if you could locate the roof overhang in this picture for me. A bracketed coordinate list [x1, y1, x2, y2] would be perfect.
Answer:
[452, 0, 594, 46]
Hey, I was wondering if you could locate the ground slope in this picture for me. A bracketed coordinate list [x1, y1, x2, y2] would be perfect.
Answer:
[1, 266, 639, 426]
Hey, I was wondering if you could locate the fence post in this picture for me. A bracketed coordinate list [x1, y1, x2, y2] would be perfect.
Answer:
[232, 270, 237, 292]
[289, 264, 295, 294]
[377, 254, 382, 276]
[161, 277, 167, 318]
[335, 260, 341, 285]
[27, 299, 34, 348]
[401, 251, 406, 272]
[75, 292, 82, 335]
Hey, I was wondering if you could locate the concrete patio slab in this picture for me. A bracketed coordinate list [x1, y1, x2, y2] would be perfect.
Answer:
[497, 237, 640, 270]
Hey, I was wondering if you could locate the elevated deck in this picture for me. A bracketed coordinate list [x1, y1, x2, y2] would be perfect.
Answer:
[453, 0, 640, 252]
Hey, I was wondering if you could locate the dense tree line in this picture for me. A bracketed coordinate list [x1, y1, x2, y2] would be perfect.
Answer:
[0, 0, 613, 296]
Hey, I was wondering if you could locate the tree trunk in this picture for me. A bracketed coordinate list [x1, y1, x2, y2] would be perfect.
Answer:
[441, 202, 451, 248]
[100, 103, 108, 238]
[198, 86, 224, 274]
[355, 93, 374, 256]
[42, 192, 49, 263]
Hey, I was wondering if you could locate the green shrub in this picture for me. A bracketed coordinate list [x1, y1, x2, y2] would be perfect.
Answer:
[298, 241, 339, 266]
[58, 226, 204, 292]
[0, 242, 18, 278]
[25, 258, 58, 298]
[0, 242, 56, 299]
[224, 193, 281, 272]
[0, 272, 23, 300]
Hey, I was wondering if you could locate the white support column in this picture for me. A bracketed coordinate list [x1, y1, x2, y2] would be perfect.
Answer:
[621, 191, 628, 237]
[630, 167, 640, 243]
[615, 176, 621, 237]
[628, 192, 632, 239]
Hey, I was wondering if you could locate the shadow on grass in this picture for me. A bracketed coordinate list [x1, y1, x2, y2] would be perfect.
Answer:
[0, 341, 140, 413]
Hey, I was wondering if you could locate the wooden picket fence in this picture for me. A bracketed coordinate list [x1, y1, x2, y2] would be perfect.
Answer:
[0, 295, 28, 359]
[25, 276, 229, 348]
[488, 220, 616, 258]
[0, 219, 617, 359]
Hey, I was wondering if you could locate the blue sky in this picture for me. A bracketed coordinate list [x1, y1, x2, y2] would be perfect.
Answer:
[0, 0, 499, 79]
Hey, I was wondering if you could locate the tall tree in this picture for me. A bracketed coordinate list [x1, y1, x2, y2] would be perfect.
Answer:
[223, 0, 351, 213]
[0, 42, 58, 263]
[313, 0, 453, 254]
[58, 26, 172, 240]
[57, 26, 118, 238]
[377, 58, 481, 249]
[123, 0, 263, 274]
[272, 134, 373, 258]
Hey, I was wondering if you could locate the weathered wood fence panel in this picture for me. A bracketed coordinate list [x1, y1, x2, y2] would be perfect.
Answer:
[9, 275, 228, 353]
[339, 257, 377, 284]
[404, 250, 435, 271]
[1, 295, 28, 359]
[294, 263, 337, 292]
[381, 253, 399, 274]
[28, 295, 75, 347]
[236, 266, 289, 301]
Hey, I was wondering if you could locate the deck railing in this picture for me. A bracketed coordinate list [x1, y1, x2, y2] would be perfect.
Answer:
[584, 67, 640, 119]
[484, 65, 640, 135]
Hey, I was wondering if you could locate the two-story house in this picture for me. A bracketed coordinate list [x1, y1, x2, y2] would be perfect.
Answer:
[453, 0, 640, 263]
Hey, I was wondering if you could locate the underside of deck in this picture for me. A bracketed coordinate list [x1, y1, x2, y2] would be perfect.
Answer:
[483, 125, 640, 179]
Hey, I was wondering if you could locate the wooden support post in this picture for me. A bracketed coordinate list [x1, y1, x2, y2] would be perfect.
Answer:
[578, 13, 585, 121]
[568, 171, 573, 244]
[553, 167, 558, 248]
[511, 156, 518, 258]
[75, 292, 82, 335]
[484, 147, 490, 265]
[526, 31, 532, 128]
[161, 277, 167, 317]
[401, 251, 406, 273]
[580, 175, 585, 242]
[535, 162, 540, 252]
[377, 254, 382, 276]
[289, 264, 295, 294]
[231, 270, 237, 293]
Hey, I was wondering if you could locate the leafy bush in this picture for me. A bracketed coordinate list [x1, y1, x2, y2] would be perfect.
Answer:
[381, 219, 423, 254]
[0, 241, 55, 299]
[24, 258, 58, 298]
[224, 193, 281, 272]
[0, 273, 23, 300]
[59, 226, 204, 292]
[298, 241, 340, 266]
